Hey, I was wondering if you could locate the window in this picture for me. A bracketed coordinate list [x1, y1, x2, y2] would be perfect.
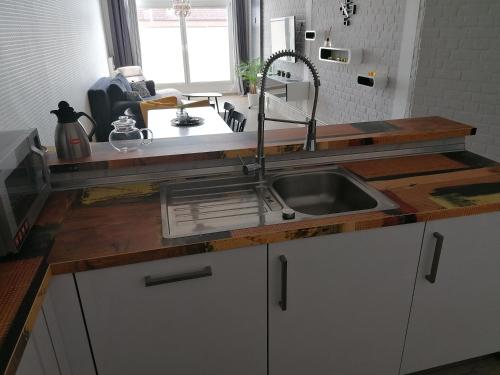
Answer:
[137, 8, 185, 83]
[137, 1, 232, 85]
[186, 9, 231, 82]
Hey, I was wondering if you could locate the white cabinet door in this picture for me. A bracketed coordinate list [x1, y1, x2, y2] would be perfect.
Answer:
[401, 212, 500, 374]
[43, 274, 96, 375]
[268, 223, 425, 375]
[76, 247, 267, 375]
[16, 311, 60, 375]
[15, 336, 44, 375]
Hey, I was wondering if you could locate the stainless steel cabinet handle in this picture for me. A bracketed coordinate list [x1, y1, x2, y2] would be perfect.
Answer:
[145, 266, 212, 287]
[425, 233, 444, 284]
[279, 255, 288, 311]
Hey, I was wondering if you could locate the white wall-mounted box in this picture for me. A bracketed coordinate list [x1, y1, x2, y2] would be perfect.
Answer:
[319, 47, 362, 64]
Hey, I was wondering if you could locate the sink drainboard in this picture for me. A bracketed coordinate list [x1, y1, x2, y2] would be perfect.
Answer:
[161, 177, 283, 238]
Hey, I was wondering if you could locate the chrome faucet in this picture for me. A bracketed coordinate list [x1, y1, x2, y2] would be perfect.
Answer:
[243, 50, 321, 180]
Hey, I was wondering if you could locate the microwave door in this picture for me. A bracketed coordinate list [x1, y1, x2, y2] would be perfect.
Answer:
[0, 130, 50, 255]
[0, 171, 19, 237]
[1, 146, 41, 230]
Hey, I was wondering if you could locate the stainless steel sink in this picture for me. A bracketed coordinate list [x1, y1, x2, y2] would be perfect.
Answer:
[270, 170, 380, 216]
[161, 166, 398, 239]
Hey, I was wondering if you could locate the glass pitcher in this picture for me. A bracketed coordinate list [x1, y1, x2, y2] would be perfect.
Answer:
[109, 116, 153, 152]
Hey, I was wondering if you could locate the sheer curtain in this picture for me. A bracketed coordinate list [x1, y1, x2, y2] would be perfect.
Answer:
[108, 0, 142, 68]
[231, 0, 249, 94]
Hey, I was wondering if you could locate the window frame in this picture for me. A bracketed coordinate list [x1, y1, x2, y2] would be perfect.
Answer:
[137, 0, 235, 91]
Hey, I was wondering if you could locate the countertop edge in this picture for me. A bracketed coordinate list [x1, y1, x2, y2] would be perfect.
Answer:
[48, 202, 500, 275]
[46, 116, 476, 168]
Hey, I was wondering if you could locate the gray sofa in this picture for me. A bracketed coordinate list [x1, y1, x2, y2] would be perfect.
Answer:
[87, 73, 182, 142]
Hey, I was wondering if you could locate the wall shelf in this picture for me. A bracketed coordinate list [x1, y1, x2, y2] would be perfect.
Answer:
[319, 47, 362, 65]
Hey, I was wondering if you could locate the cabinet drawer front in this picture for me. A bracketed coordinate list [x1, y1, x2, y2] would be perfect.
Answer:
[402, 212, 500, 374]
[268, 223, 425, 375]
[76, 247, 267, 375]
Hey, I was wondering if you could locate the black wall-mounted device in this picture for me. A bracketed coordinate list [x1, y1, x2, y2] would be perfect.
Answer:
[305, 31, 316, 40]
[357, 76, 374, 87]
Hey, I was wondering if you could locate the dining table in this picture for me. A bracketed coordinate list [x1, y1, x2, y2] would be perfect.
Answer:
[147, 106, 233, 139]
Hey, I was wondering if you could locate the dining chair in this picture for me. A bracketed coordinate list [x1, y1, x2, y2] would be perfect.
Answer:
[228, 111, 247, 132]
[221, 102, 235, 125]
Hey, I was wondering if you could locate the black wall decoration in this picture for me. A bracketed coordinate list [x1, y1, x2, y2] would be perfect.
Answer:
[339, 0, 357, 26]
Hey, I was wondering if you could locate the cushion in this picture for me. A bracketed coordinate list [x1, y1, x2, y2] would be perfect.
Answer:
[127, 75, 147, 83]
[139, 96, 178, 126]
[117, 66, 143, 77]
[115, 73, 132, 92]
[131, 81, 151, 98]
[145, 80, 156, 96]
[123, 91, 143, 101]
[151, 88, 183, 102]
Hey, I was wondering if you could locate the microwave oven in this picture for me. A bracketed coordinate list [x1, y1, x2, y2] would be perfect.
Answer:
[0, 129, 50, 256]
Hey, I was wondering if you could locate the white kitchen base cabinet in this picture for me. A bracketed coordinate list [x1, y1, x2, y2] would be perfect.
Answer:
[42, 274, 96, 375]
[401, 212, 500, 374]
[76, 246, 267, 375]
[268, 223, 425, 375]
[16, 311, 60, 375]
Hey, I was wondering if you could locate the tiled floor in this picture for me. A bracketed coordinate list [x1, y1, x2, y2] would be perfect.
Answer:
[414, 356, 500, 375]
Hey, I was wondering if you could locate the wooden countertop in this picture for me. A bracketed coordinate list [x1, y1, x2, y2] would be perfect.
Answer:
[0, 117, 491, 374]
[46, 117, 475, 170]
[45, 151, 500, 273]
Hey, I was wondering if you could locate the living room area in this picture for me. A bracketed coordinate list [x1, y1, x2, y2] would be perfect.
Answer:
[0, 0, 284, 153]
[89, 0, 270, 144]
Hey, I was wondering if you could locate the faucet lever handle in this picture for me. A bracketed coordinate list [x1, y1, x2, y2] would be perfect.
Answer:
[242, 162, 262, 176]
[239, 155, 261, 176]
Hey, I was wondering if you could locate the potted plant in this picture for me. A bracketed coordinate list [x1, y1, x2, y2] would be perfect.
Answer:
[237, 59, 263, 109]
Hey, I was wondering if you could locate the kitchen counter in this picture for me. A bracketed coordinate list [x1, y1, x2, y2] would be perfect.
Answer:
[0, 118, 495, 374]
[46, 151, 500, 273]
[46, 116, 474, 171]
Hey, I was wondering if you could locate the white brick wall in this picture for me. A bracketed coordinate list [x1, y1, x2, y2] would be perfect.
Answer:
[263, 0, 407, 124]
[410, 0, 500, 161]
[0, 0, 109, 145]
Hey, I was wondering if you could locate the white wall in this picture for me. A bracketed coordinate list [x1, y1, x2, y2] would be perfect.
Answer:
[0, 0, 109, 145]
[410, 0, 500, 161]
[263, 0, 407, 124]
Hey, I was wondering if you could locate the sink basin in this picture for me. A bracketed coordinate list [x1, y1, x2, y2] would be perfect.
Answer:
[271, 172, 378, 216]
[269, 167, 398, 217]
